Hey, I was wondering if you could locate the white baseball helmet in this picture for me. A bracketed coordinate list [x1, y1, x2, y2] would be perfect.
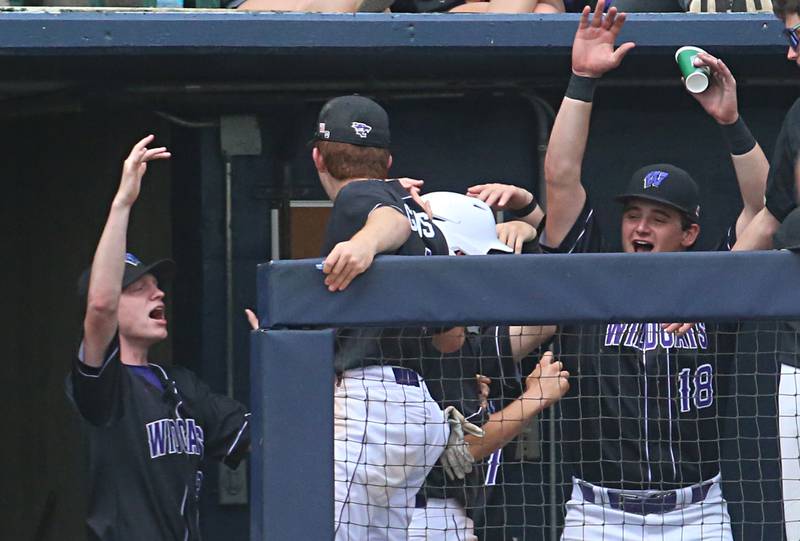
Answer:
[421, 191, 513, 255]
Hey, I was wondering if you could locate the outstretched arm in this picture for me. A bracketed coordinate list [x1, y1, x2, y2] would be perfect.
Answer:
[465, 351, 568, 460]
[543, 1, 634, 248]
[82, 136, 170, 367]
[688, 52, 767, 237]
[322, 206, 411, 292]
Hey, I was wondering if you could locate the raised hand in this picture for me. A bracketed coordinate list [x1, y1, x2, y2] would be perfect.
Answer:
[467, 183, 533, 211]
[571, 0, 635, 79]
[114, 135, 171, 209]
[687, 52, 739, 125]
[525, 351, 570, 408]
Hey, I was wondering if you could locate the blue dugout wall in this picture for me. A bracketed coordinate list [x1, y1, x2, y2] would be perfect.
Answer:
[254, 252, 800, 539]
[5, 9, 798, 540]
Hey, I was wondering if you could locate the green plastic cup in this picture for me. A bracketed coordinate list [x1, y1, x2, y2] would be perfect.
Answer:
[675, 46, 711, 94]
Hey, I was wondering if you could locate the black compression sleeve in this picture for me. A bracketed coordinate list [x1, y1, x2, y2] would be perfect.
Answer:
[565, 74, 598, 103]
[509, 194, 538, 218]
[720, 116, 756, 156]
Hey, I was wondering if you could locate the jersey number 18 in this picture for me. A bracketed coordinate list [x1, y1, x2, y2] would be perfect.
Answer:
[677, 363, 714, 413]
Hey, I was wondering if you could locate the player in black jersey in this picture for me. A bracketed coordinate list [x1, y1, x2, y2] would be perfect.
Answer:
[728, 4, 800, 536]
[470, 2, 768, 539]
[405, 191, 565, 540]
[734, 1, 800, 251]
[69, 136, 250, 541]
[310, 95, 453, 540]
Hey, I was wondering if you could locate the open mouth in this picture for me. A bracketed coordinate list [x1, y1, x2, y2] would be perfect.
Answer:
[149, 306, 166, 321]
[632, 240, 654, 253]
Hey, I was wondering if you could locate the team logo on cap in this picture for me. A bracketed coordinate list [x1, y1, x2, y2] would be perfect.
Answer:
[318, 122, 330, 139]
[643, 171, 669, 189]
[351, 122, 372, 139]
[125, 253, 142, 266]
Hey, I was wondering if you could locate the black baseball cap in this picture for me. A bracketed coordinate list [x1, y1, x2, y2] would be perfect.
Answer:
[311, 95, 390, 149]
[77, 253, 175, 297]
[615, 164, 701, 223]
[774, 207, 800, 251]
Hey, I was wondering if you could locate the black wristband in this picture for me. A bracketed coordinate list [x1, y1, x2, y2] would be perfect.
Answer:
[720, 116, 756, 156]
[509, 195, 538, 218]
[565, 73, 598, 103]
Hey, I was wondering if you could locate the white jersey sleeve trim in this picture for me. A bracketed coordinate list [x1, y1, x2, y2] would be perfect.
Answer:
[76, 340, 119, 378]
[226, 412, 251, 457]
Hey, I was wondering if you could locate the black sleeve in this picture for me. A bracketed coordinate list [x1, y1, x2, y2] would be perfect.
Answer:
[539, 199, 605, 254]
[766, 99, 800, 223]
[477, 326, 524, 405]
[69, 335, 124, 427]
[321, 181, 406, 255]
[713, 224, 737, 252]
[178, 371, 251, 468]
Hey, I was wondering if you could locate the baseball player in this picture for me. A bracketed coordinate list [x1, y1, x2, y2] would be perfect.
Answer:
[469, 3, 769, 539]
[69, 135, 251, 541]
[717, 4, 800, 537]
[406, 192, 565, 540]
[310, 95, 452, 540]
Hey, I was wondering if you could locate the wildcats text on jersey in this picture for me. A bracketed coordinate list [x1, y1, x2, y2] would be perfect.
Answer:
[604, 322, 708, 352]
[146, 417, 205, 459]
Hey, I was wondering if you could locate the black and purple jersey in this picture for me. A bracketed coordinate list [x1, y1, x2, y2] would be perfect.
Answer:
[419, 326, 521, 512]
[67, 336, 250, 541]
[322, 179, 449, 374]
[544, 201, 737, 490]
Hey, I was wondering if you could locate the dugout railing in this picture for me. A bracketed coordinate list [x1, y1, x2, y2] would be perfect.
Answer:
[251, 251, 800, 540]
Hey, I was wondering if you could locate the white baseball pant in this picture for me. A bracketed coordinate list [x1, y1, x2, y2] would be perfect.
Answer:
[407, 497, 477, 541]
[334, 365, 448, 541]
[780, 363, 800, 541]
[561, 474, 732, 541]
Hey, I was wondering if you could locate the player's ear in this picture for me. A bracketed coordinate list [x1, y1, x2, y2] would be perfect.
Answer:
[387, 153, 393, 171]
[312, 147, 327, 174]
[681, 222, 700, 248]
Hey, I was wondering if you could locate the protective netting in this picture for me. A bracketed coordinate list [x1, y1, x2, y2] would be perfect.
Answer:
[331, 321, 796, 540]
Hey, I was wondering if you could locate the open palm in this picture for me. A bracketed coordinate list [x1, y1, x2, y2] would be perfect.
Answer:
[572, 1, 635, 79]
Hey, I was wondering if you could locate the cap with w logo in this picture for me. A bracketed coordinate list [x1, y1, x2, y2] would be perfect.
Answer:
[77, 253, 175, 297]
[615, 163, 701, 222]
[311, 95, 390, 149]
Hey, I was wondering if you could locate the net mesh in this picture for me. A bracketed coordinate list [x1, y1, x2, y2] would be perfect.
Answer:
[330, 320, 793, 540]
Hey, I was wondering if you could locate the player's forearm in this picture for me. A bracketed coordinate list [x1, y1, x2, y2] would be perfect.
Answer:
[509, 325, 556, 363]
[83, 202, 131, 366]
[465, 390, 548, 460]
[354, 207, 412, 255]
[732, 207, 780, 251]
[542, 96, 592, 247]
[544, 97, 592, 193]
[730, 144, 768, 235]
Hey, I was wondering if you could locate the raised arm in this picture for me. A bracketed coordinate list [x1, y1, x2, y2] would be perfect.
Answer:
[82, 136, 170, 367]
[322, 206, 411, 292]
[543, 1, 634, 248]
[688, 52, 767, 237]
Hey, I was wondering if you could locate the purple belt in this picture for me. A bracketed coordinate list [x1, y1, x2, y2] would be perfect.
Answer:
[579, 480, 714, 515]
